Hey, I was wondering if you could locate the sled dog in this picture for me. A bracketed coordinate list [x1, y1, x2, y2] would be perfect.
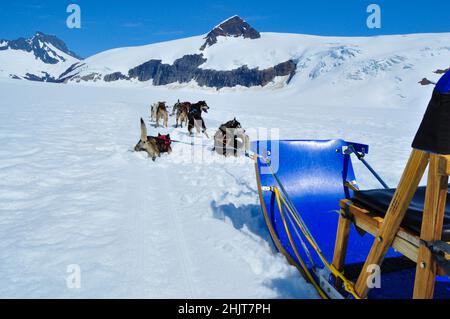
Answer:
[134, 119, 173, 161]
[155, 102, 169, 128]
[176, 102, 191, 128]
[214, 118, 249, 156]
[135, 118, 161, 161]
[188, 101, 210, 137]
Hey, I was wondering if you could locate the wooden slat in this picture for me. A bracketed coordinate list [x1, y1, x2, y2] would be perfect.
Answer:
[332, 213, 352, 288]
[339, 200, 449, 274]
[355, 149, 430, 298]
[438, 155, 450, 176]
[413, 155, 449, 299]
[339, 200, 420, 262]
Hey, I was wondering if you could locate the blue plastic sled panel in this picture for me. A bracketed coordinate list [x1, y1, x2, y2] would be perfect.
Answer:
[252, 139, 397, 269]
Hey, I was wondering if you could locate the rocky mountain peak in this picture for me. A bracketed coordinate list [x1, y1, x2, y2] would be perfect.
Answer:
[0, 32, 81, 64]
[200, 15, 261, 51]
[32, 32, 82, 60]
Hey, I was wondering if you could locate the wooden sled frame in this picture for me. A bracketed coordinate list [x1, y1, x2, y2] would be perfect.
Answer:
[332, 150, 450, 299]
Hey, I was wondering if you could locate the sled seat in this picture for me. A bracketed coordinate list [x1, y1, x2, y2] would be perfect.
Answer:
[333, 148, 450, 299]
[337, 198, 450, 277]
[352, 187, 450, 241]
[334, 154, 450, 281]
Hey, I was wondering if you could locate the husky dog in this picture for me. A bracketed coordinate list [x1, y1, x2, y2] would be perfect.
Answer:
[155, 102, 169, 128]
[135, 118, 160, 161]
[214, 118, 249, 157]
[134, 119, 173, 161]
[150, 103, 158, 122]
[176, 102, 191, 128]
[188, 101, 210, 137]
[172, 99, 181, 116]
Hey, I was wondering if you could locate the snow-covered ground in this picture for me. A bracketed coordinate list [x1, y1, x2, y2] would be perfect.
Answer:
[0, 72, 437, 298]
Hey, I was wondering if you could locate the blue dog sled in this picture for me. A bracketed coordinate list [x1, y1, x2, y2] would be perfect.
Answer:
[251, 71, 450, 299]
[252, 139, 449, 299]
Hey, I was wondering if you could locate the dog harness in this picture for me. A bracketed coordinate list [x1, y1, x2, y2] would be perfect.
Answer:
[156, 135, 172, 151]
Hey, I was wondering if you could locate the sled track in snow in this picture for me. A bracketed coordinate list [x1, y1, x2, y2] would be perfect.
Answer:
[161, 167, 199, 298]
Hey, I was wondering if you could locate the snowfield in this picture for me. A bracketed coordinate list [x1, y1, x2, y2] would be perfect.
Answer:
[0, 54, 440, 298]
[0, 79, 321, 298]
[64, 31, 450, 88]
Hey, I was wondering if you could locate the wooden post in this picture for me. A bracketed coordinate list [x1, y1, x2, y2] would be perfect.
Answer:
[332, 212, 352, 288]
[438, 155, 450, 176]
[355, 149, 430, 298]
[413, 154, 449, 299]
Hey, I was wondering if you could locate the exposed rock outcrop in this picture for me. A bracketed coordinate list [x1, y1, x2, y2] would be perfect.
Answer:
[59, 62, 84, 81]
[104, 72, 129, 82]
[419, 78, 434, 86]
[434, 68, 450, 74]
[120, 54, 296, 89]
[200, 16, 261, 51]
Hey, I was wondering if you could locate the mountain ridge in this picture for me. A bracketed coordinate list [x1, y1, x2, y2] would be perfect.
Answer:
[0, 31, 81, 62]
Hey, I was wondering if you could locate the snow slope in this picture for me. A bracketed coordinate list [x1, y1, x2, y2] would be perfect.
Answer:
[65, 31, 450, 91]
[0, 48, 78, 81]
[0, 63, 439, 297]
[69, 36, 205, 75]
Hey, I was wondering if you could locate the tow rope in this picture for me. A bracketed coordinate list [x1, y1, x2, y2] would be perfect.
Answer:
[273, 187, 362, 299]
[170, 138, 251, 156]
[272, 186, 329, 299]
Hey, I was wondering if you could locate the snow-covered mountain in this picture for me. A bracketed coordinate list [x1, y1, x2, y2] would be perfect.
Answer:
[0, 32, 81, 82]
[61, 16, 450, 91]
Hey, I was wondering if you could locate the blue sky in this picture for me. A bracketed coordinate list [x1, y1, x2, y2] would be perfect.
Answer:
[1, 0, 449, 58]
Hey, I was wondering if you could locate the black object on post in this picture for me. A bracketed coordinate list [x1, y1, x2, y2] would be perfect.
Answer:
[412, 71, 450, 155]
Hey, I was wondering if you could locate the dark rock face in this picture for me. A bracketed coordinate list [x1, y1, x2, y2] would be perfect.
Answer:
[434, 68, 450, 74]
[24, 72, 63, 83]
[33, 32, 82, 60]
[58, 62, 84, 81]
[0, 32, 81, 65]
[127, 60, 163, 82]
[419, 78, 434, 86]
[200, 16, 261, 51]
[127, 54, 208, 84]
[122, 54, 296, 89]
[78, 73, 103, 82]
[104, 72, 129, 82]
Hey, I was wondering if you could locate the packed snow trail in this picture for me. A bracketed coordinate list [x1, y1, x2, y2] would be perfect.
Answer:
[0, 80, 318, 298]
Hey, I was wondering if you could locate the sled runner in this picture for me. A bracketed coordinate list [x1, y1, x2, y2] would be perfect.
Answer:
[252, 71, 450, 299]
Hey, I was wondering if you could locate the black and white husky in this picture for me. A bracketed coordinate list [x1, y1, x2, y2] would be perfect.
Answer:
[188, 101, 210, 137]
